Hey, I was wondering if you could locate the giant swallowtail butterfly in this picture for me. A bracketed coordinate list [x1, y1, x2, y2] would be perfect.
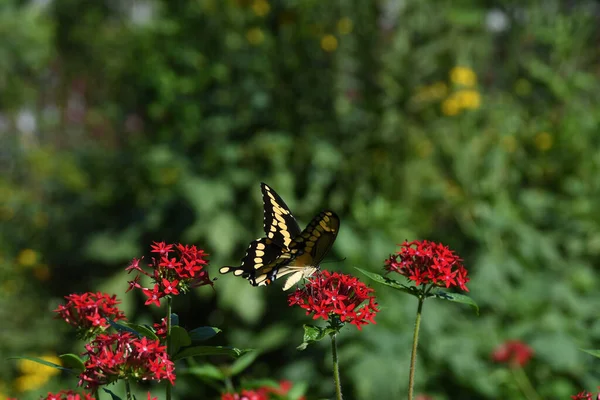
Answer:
[219, 183, 340, 290]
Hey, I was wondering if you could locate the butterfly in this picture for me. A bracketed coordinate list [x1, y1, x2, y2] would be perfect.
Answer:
[219, 183, 340, 290]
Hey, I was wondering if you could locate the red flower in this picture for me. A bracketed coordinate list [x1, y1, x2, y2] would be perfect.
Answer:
[491, 340, 534, 367]
[127, 242, 212, 307]
[571, 392, 600, 400]
[385, 240, 469, 292]
[288, 271, 379, 330]
[221, 389, 269, 400]
[79, 331, 175, 389]
[54, 292, 126, 338]
[44, 390, 96, 400]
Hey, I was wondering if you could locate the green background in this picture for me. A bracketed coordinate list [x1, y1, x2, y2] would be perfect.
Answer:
[2, 0, 600, 399]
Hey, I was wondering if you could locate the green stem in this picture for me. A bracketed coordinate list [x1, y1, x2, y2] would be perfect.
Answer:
[125, 379, 132, 400]
[331, 333, 343, 400]
[511, 365, 542, 400]
[408, 296, 424, 400]
[166, 296, 173, 400]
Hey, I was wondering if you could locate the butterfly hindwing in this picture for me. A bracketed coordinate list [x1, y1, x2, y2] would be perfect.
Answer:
[219, 238, 282, 285]
[261, 183, 301, 250]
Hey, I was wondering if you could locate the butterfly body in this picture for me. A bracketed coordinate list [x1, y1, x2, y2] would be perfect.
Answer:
[220, 183, 339, 290]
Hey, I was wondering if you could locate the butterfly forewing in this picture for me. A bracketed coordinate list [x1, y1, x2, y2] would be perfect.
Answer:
[261, 183, 301, 250]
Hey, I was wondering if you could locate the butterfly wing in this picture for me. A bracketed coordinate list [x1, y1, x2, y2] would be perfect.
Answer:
[261, 183, 302, 250]
[251, 210, 340, 290]
[219, 238, 283, 284]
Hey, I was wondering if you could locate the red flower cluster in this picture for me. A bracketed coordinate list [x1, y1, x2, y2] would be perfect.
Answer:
[54, 292, 126, 337]
[385, 240, 469, 292]
[126, 242, 211, 307]
[44, 390, 95, 400]
[572, 391, 600, 400]
[221, 381, 304, 400]
[288, 271, 379, 330]
[491, 340, 534, 367]
[79, 332, 175, 389]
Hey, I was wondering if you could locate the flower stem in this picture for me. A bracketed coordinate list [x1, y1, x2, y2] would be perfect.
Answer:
[511, 365, 542, 400]
[166, 296, 173, 400]
[331, 333, 343, 400]
[408, 296, 424, 400]
[125, 379, 132, 400]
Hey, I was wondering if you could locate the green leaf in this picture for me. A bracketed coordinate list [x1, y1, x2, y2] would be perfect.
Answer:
[189, 326, 222, 342]
[124, 323, 159, 340]
[297, 325, 337, 350]
[185, 364, 226, 380]
[431, 289, 479, 314]
[173, 346, 251, 361]
[102, 388, 122, 400]
[8, 356, 75, 374]
[170, 326, 192, 355]
[355, 268, 415, 295]
[230, 350, 260, 376]
[581, 349, 600, 359]
[288, 381, 308, 400]
[59, 354, 85, 373]
[108, 320, 141, 337]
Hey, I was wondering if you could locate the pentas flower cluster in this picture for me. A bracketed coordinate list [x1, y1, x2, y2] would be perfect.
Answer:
[288, 271, 379, 330]
[126, 242, 211, 307]
[54, 292, 126, 338]
[44, 390, 95, 400]
[221, 381, 304, 400]
[491, 340, 534, 367]
[79, 331, 175, 389]
[385, 240, 469, 291]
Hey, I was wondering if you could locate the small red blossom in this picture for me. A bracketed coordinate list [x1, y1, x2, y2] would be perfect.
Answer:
[572, 391, 600, 400]
[44, 390, 96, 400]
[153, 317, 168, 339]
[385, 240, 469, 292]
[127, 242, 211, 307]
[79, 331, 175, 389]
[54, 292, 126, 338]
[221, 389, 269, 400]
[492, 340, 534, 367]
[288, 271, 379, 330]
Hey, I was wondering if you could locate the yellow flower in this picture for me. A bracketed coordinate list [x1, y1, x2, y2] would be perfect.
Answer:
[455, 90, 481, 109]
[441, 97, 461, 116]
[17, 249, 39, 268]
[251, 0, 270, 17]
[450, 66, 477, 87]
[246, 27, 265, 45]
[337, 17, 353, 35]
[514, 78, 532, 96]
[534, 132, 553, 151]
[501, 135, 517, 153]
[320, 34, 338, 52]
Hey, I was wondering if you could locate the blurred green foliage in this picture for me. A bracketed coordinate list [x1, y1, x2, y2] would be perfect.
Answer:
[2, 0, 600, 399]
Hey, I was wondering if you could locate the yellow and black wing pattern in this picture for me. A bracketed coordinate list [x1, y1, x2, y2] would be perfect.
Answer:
[260, 182, 301, 250]
[220, 183, 340, 290]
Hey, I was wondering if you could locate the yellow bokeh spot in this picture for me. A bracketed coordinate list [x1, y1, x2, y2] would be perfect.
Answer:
[515, 78, 532, 96]
[441, 98, 461, 116]
[251, 0, 270, 17]
[246, 27, 265, 45]
[337, 17, 353, 35]
[535, 132, 553, 151]
[17, 249, 39, 268]
[321, 34, 338, 52]
[450, 66, 477, 87]
[429, 82, 448, 99]
[501, 135, 518, 153]
[33, 264, 51, 281]
[15, 355, 61, 392]
[455, 90, 481, 109]
[416, 140, 433, 158]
